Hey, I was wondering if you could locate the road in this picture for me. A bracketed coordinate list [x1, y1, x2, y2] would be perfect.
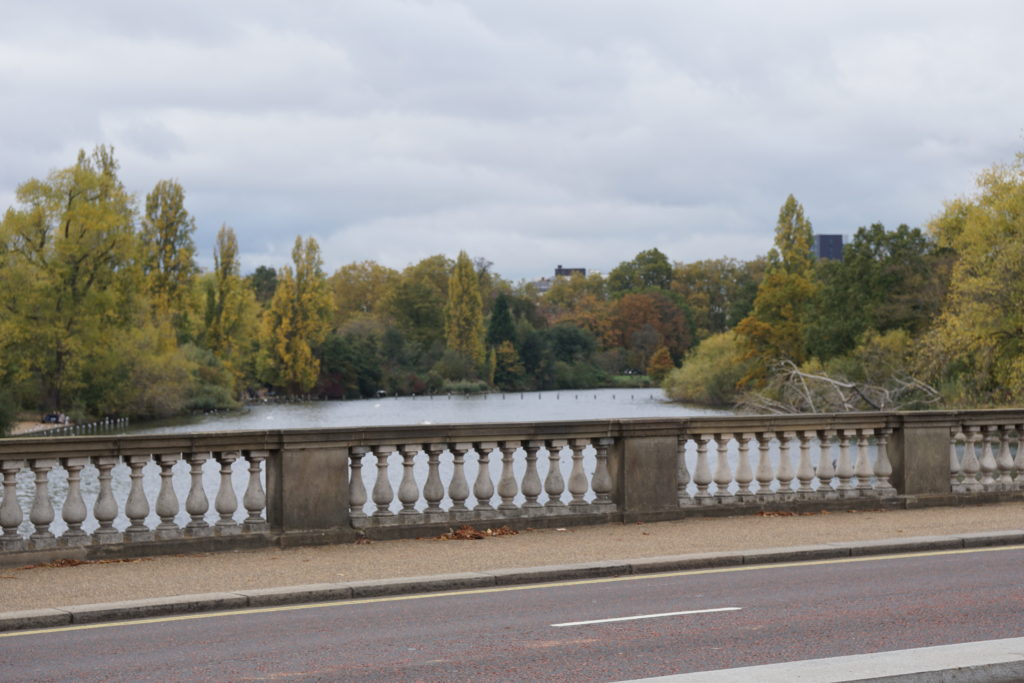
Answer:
[3, 546, 1023, 682]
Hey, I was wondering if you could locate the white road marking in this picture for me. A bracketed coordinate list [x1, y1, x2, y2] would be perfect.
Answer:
[552, 606, 741, 627]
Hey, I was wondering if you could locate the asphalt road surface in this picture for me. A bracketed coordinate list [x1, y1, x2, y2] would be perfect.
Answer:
[3, 546, 1023, 682]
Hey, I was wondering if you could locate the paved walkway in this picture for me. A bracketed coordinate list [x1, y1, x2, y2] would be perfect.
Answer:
[3, 502, 1024, 613]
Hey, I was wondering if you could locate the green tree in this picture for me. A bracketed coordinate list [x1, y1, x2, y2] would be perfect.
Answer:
[607, 248, 672, 297]
[672, 257, 766, 340]
[256, 236, 334, 393]
[204, 225, 259, 391]
[380, 254, 451, 357]
[443, 250, 486, 372]
[329, 260, 399, 327]
[805, 224, 950, 360]
[486, 292, 516, 347]
[0, 146, 139, 412]
[247, 265, 277, 306]
[139, 179, 198, 340]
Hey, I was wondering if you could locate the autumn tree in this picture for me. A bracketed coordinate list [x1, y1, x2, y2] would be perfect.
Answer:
[256, 236, 333, 393]
[646, 346, 674, 383]
[443, 250, 486, 372]
[735, 195, 818, 380]
[139, 179, 198, 340]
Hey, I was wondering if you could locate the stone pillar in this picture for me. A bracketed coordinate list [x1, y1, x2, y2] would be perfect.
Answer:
[266, 447, 351, 540]
[888, 413, 957, 495]
[617, 426, 680, 521]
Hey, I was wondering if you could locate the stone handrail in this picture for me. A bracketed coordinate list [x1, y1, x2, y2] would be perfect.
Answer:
[0, 410, 1021, 564]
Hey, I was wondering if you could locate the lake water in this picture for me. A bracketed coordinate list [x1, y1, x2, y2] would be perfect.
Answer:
[11, 389, 732, 537]
[127, 388, 730, 435]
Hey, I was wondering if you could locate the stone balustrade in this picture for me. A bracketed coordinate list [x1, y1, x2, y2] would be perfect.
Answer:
[0, 410, 1021, 564]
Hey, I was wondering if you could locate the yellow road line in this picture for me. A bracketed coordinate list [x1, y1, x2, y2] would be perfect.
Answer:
[3, 543, 1022, 639]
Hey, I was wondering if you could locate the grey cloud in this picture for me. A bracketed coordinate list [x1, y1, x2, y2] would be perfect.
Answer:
[1, 1, 1023, 281]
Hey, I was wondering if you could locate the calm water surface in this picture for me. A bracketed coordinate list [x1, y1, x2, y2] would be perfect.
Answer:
[129, 388, 730, 434]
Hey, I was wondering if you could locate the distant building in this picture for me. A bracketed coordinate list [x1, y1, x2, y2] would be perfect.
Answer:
[534, 265, 587, 293]
[814, 234, 844, 261]
[554, 265, 586, 278]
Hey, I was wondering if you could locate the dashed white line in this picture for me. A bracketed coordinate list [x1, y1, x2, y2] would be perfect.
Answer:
[552, 606, 741, 627]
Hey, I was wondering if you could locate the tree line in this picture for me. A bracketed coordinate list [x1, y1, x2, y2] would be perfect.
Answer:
[0, 147, 716, 428]
[665, 150, 1024, 412]
[2, 146, 1021, 431]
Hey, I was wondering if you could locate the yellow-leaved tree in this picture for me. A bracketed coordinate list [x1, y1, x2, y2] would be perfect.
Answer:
[735, 194, 818, 384]
[923, 153, 1024, 404]
[257, 236, 334, 394]
[443, 250, 486, 373]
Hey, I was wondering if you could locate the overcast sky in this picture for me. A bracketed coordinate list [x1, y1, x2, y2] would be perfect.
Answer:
[1, 1, 1021, 281]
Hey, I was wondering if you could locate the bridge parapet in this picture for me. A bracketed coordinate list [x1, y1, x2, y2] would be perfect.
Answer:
[0, 410, 1021, 564]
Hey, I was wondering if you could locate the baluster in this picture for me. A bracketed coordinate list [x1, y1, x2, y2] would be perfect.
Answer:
[185, 452, 211, 536]
[92, 456, 121, 543]
[979, 426, 998, 491]
[567, 439, 590, 509]
[372, 445, 396, 516]
[854, 429, 875, 495]
[816, 430, 836, 498]
[60, 457, 89, 546]
[836, 430, 856, 497]
[755, 432, 775, 501]
[398, 445, 422, 515]
[996, 425, 1014, 489]
[950, 429, 964, 493]
[592, 437, 615, 508]
[29, 459, 57, 548]
[677, 434, 693, 505]
[242, 450, 269, 532]
[961, 427, 983, 493]
[713, 434, 736, 504]
[215, 452, 240, 533]
[348, 447, 369, 519]
[693, 434, 713, 504]
[734, 433, 754, 501]
[795, 431, 816, 497]
[0, 460, 25, 550]
[874, 428, 896, 496]
[521, 441, 544, 509]
[124, 456, 153, 542]
[776, 432, 796, 500]
[155, 454, 182, 538]
[473, 442, 497, 512]
[423, 443, 446, 518]
[1014, 425, 1024, 491]
[497, 441, 520, 511]
[448, 443, 471, 512]
[544, 440, 567, 508]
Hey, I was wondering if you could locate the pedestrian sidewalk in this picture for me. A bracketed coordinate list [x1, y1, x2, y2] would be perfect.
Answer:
[3, 502, 1023, 620]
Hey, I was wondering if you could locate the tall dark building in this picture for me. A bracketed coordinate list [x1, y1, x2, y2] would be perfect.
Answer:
[814, 234, 844, 261]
